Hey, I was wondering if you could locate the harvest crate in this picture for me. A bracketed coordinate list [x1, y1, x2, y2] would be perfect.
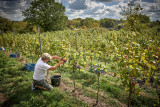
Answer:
[25, 63, 35, 71]
[9, 53, 20, 58]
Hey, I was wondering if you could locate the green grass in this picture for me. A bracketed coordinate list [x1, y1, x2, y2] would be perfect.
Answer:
[58, 62, 159, 107]
[0, 52, 86, 107]
[0, 51, 159, 107]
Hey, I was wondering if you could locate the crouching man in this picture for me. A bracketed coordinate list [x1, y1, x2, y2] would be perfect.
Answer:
[33, 53, 67, 91]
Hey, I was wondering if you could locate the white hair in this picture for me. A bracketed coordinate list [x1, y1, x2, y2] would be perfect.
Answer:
[41, 53, 52, 60]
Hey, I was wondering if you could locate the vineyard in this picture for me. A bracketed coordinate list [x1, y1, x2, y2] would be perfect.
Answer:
[0, 28, 160, 107]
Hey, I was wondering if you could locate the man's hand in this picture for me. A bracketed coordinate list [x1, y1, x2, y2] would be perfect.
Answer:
[52, 56, 67, 62]
[62, 58, 67, 62]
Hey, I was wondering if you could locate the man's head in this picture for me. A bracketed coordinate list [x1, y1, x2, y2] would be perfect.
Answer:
[41, 53, 52, 62]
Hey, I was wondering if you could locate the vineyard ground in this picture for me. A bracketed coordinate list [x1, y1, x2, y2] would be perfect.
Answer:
[0, 50, 158, 107]
[0, 51, 124, 107]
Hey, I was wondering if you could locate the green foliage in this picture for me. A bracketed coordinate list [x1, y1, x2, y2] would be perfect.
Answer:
[73, 71, 97, 86]
[69, 25, 75, 30]
[138, 14, 150, 23]
[0, 16, 12, 32]
[0, 28, 159, 106]
[122, 4, 150, 32]
[81, 18, 95, 28]
[100, 83, 125, 100]
[22, 0, 68, 32]
[131, 94, 157, 106]
[12, 21, 28, 33]
[67, 20, 76, 28]
[149, 20, 160, 28]
[100, 18, 115, 28]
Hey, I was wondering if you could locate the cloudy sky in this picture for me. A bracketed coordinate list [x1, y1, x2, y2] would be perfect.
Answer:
[0, 0, 159, 21]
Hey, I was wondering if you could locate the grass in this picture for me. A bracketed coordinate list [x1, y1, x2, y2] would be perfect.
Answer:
[0, 52, 86, 107]
[0, 51, 159, 107]
[57, 61, 159, 107]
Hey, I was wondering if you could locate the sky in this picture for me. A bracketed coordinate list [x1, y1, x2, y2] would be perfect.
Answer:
[0, 0, 159, 21]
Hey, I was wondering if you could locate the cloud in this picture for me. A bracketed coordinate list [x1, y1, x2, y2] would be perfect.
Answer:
[128, 0, 140, 6]
[68, 0, 88, 10]
[0, 0, 33, 20]
[141, 1, 160, 20]
[91, 0, 122, 2]
[66, 0, 125, 20]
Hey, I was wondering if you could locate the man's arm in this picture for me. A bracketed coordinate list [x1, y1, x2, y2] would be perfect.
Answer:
[52, 56, 67, 61]
[48, 60, 64, 71]
[52, 56, 62, 60]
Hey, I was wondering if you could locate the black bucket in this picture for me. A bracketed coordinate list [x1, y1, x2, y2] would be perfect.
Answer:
[50, 75, 61, 87]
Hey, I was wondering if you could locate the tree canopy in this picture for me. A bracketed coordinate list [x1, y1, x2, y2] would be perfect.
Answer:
[22, 0, 68, 32]
[122, 4, 150, 31]
[100, 18, 115, 28]
[0, 16, 12, 32]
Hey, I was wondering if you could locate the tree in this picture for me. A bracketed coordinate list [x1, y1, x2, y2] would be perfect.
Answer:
[22, 0, 68, 32]
[12, 21, 28, 33]
[122, 4, 150, 31]
[0, 16, 12, 32]
[99, 19, 105, 27]
[100, 18, 115, 28]
[83, 18, 95, 28]
[139, 14, 150, 23]
[67, 20, 76, 28]
[72, 18, 82, 28]
[92, 22, 100, 28]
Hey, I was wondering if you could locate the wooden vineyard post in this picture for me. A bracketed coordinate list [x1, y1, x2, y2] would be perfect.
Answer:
[15, 32, 19, 59]
[13, 30, 16, 54]
[91, 55, 93, 66]
[73, 64, 76, 92]
[96, 72, 100, 104]
[31, 34, 34, 63]
[158, 93, 160, 106]
[128, 82, 132, 107]
[60, 61, 66, 81]
[74, 29, 79, 50]
[13, 30, 19, 59]
[72, 29, 79, 92]
[105, 54, 107, 65]
[38, 27, 42, 56]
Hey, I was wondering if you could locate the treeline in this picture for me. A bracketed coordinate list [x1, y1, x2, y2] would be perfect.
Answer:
[0, 16, 123, 33]
[0, 16, 39, 33]
[67, 17, 123, 30]
[0, 16, 159, 33]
